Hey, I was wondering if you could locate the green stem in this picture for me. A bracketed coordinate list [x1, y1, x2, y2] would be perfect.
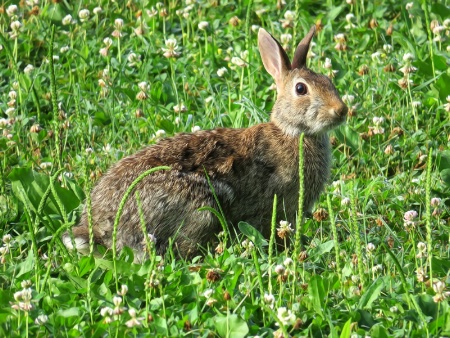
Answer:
[268, 194, 277, 295]
[425, 148, 433, 283]
[49, 25, 62, 168]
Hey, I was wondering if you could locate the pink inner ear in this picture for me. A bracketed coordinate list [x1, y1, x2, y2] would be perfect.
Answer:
[258, 29, 291, 86]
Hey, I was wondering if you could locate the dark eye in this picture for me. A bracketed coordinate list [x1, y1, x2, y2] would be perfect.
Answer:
[295, 82, 307, 95]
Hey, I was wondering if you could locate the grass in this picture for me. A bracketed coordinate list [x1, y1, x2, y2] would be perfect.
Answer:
[0, 0, 450, 337]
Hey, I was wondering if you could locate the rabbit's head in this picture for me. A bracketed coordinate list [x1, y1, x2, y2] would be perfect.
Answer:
[259, 26, 348, 137]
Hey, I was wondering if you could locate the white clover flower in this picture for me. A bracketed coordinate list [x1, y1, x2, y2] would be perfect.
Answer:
[341, 197, 351, 206]
[274, 264, 285, 275]
[125, 308, 142, 327]
[251, 25, 260, 32]
[203, 289, 214, 298]
[99, 48, 109, 57]
[162, 38, 180, 58]
[432, 281, 449, 303]
[372, 116, 384, 125]
[24, 64, 35, 75]
[8, 91, 17, 100]
[383, 44, 393, 53]
[5, 107, 15, 116]
[366, 243, 376, 252]
[136, 91, 148, 101]
[103, 143, 111, 153]
[10, 21, 22, 32]
[147, 7, 158, 17]
[276, 307, 296, 327]
[78, 9, 90, 22]
[217, 67, 227, 77]
[264, 293, 275, 306]
[334, 33, 346, 42]
[277, 220, 293, 239]
[35, 314, 48, 325]
[280, 33, 292, 45]
[432, 25, 445, 35]
[372, 264, 383, 273]
[284, 10, 295, 21]
[399, 65, 417, 75]
[62, 14, 73, 25]
[100, 307, 113, 317]
[40, 162, 52, 169]
[60, 46, 70, 53]
[371, 51, 382, 62]
[417, 241, 427, 252]
[433, 281, 446, 294]
[241, 239, 254, 250]
[103, 37, 113, 47]
[6, 5, 18, 17]
[342, 94, 355, 104]
[404, 210, 418, 221]
[127, 52, 140, 65]
[240, 50, 249, 61]
[191, 125, 201, 132]
[283, 257, 293, 266]
[346, 13, 355, 22]
[118, 284, 128, 296]
[405, 2, 413, 10]
[155, 129, 166, 138]
[115, 18, 124, 30]
[93, 7, 102, 15]
[231, 56, 246, 68]
[0, 118, 9, 127]
[173, 103, 187, 113]
[138, 81, 149, 91]
[198, 21, 209, 30]
[324, 58, 332, 69]
[403, 53, 414, 62]
[431, 197, 441, 207]
[442, 18, 450, 29]
[2, 234, 12, 244]
[112, 296, 122, 307]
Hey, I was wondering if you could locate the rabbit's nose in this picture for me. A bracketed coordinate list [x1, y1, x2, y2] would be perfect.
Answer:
[335, 104, 348, 118]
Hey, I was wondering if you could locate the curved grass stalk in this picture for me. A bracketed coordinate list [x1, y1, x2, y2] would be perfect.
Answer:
[112, 166, 171, 289]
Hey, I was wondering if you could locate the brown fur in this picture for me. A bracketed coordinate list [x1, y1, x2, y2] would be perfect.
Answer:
[63, 26, 348, 259]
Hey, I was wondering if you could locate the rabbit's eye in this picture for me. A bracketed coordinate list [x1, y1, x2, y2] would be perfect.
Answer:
[295, 83, 307, 95]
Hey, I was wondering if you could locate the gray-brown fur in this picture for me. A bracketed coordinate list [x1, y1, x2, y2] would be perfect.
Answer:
[63, 26, 347, 259]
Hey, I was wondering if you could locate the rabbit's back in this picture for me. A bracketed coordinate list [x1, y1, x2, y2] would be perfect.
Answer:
[71, 123, 330, 258]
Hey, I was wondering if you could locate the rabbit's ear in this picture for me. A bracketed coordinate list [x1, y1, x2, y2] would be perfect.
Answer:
[258, 28, 291, 87]
[291, 25, 316, 69]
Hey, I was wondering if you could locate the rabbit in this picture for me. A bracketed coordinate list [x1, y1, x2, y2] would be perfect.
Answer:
[63, 25, 348, 260]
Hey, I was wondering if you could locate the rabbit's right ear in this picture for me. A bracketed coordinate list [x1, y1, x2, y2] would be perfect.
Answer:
[258, 28, 291, 88]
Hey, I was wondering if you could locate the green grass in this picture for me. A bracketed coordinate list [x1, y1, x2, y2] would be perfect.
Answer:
[1, 0, 450, 337]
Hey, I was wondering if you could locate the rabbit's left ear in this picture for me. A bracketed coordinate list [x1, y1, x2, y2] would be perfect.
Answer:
[291, 25, 316, 69]
[258, 28, 291, 88]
